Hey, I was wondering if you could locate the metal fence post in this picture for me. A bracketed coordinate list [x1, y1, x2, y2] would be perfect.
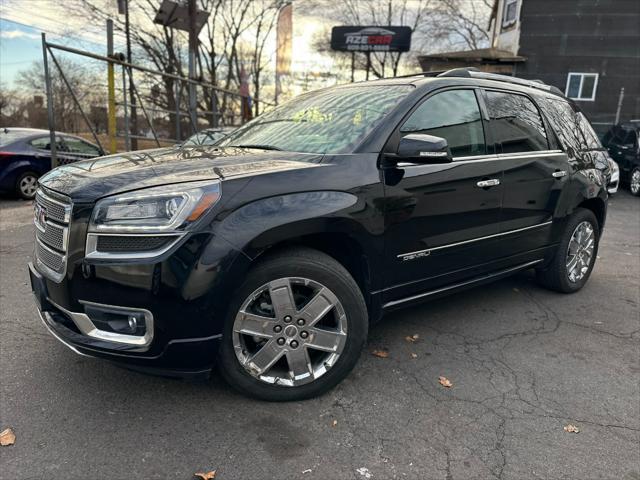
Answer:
[122, 65, 130, 151]
[212, 89, 218, 128]
[41, 33, 57, 168]
[107, 20, 117, 154]
[175, 80, 181, 142]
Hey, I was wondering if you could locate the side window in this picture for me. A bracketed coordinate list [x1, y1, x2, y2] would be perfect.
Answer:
[484, 91, 548, 153]
[30, 137, 51, 150]
[63, 137, 100, 155]
[576, 113, 603, 150]
[537, 97, 582, 155]
[400, 89, 486, 158]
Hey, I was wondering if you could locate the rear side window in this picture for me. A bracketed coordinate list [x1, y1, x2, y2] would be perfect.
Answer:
[484, 91, 548, 153]
[400, 89, 486, 157]
[576, 113, 603, 150]
[63, 137, 101, 155]
[30, 137, 51, 150]
[536, 97, 583, 155]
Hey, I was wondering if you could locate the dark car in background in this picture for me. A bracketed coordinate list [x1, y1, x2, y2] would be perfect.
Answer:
[0, 128, 104, 199]
[602, 121, 640, 196]
[30, 69, 610, 401]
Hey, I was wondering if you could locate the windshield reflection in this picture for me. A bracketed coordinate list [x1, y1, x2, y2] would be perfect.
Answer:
[218, 84, 412, 154]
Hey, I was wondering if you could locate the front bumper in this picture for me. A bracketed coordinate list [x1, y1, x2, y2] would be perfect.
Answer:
[30, 261, 221, 378]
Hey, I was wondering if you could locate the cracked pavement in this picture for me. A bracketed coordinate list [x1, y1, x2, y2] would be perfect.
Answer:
[1, 191, 639, 480]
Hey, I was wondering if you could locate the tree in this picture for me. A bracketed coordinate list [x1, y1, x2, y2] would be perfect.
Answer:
[16, 58, 101, 132]
[69, 0, 283, 135]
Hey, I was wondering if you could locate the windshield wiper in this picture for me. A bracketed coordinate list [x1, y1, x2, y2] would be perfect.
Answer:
[230, 144, 283, 151]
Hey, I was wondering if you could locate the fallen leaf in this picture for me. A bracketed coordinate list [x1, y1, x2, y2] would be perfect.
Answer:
[332, 420, 338, 427]
[194, 470, 216, 480]
[438, 376, 453, 388]
[371, 349, 389, 358]
[0, 428, 15, 446]
[356, 467, 372, 479]
[405, 334, 420, 343]
[410, 353, 418, 359]
[564, 424, 580, 433]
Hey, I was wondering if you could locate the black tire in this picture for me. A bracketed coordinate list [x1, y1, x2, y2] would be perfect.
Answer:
[536, 208, 600, 293]
[629, 167, 640, 197]
[217, 247, 368, 401]
[15, 171, 39, 200]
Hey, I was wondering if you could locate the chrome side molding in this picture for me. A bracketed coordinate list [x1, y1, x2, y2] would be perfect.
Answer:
[397, 221, 553, 261]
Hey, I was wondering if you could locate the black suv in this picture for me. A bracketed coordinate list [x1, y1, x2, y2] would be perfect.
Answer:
[602, 121, 640, 196]
[29, 69, 610, 401]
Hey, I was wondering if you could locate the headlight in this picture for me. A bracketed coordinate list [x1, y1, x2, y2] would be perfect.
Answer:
[89, 181, 221, 233]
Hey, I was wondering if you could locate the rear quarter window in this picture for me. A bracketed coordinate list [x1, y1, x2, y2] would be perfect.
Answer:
[536, 97, 584, 155]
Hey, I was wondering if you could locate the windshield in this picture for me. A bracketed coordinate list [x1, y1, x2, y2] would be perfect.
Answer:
[219, 85, 412, 154]
[182, 130, 227, 147]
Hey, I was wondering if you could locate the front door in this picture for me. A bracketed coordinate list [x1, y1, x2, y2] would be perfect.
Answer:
[382, 88, 504, 304]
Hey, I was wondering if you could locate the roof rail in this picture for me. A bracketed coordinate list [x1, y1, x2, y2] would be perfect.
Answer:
[389, 70, 447, 79]
[437, 67, 564, 95]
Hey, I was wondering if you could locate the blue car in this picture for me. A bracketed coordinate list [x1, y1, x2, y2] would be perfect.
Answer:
[0, 128, 104, 199]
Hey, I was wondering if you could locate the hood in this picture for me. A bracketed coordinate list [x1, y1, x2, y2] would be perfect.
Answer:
[39, 146, 324, 202]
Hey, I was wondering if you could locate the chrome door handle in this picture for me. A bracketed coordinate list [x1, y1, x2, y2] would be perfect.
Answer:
[476, 179, 501, 188]
[552, 170, 567, 178]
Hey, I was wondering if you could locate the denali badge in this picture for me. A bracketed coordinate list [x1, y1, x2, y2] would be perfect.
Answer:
[419, 151, 448, 157]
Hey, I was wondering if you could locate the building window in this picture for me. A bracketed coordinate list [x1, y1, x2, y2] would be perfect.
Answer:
[565, 73, 599, 101]
[502, 0, 519, 28]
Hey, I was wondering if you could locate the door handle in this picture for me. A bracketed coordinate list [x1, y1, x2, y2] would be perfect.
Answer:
[476, 179, 500, 188]
[552, 170, 567, 178]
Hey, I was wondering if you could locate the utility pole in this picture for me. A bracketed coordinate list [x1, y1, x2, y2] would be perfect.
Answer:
[188, 0, 198, 132]
[119, 0, 138, 149]
[106, 20, 117, 154]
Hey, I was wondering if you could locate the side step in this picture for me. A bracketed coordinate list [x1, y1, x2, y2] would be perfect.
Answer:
[382, 259, 544, 310]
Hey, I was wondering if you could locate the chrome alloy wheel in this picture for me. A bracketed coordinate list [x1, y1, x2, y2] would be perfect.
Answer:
[19, 174, 38, 199]
[566, 221, 595, 283]
[631, 169, 640, 195]
[232, 277, 348, 387]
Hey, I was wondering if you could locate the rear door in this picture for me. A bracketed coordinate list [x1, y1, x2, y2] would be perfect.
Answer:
[483, 89, 570, 255]
[382, 88, 505, 303]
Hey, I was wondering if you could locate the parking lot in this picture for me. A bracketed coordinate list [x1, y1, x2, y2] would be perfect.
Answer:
[0, 192, 638, 480]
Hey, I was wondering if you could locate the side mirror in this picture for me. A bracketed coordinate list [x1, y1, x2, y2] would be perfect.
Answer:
[396, 133, 452, 164]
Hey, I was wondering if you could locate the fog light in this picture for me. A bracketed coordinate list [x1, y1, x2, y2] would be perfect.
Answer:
[128, 315, 138, 332]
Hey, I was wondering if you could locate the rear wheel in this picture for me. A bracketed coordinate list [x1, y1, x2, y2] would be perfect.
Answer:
[629, 167, 640, 196]
[217, 247, 368, 401]
[536, 208, 599, 293]
[16, 171, 39, 200]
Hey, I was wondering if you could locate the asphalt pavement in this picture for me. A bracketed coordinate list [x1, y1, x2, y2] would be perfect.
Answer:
[1, 191, 638, 480]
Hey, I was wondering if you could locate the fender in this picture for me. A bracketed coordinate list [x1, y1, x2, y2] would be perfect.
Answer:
[553, 167, 608, 231]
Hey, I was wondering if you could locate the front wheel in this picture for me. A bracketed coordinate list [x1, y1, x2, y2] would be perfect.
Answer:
[217, 247, 368, 401]
[536, 208, 600, 293]
[16, 171, 39, 200]
[629, 167, 640, 196]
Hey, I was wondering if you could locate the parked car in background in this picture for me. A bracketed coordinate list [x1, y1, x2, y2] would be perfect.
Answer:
[602, 121, 640, 196]
[181, 128, 229, 147]
[0, 128, 104, 199]
[30, 69, 610, 401]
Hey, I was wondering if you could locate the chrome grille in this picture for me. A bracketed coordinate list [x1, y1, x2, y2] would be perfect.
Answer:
[36, 240, 65, 273]
[35, 189, 69, 223]
[34, 188, 72, 282]
[36, 221, 67, 251]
